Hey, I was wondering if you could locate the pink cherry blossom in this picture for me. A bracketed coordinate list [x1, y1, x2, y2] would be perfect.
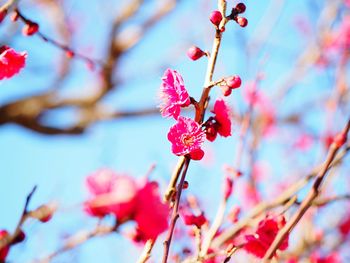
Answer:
[212, 98, 232, 137]
[84, 169, 138, 221]
[0, 46, 27, 80]
[167, 116, 205, 158]
[159, 69, 191, 119]
[85, 169, 169, 242]
[134, 181, 169, 242]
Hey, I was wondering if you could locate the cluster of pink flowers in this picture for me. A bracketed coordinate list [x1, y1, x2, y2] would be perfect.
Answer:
[243, 214, 289, 258]
[84, 168, 169, 242]
[0, 46, 27, 80]
[159, 69, 234, 160]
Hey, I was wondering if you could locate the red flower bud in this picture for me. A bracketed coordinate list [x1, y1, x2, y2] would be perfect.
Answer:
[189, 148, 204, 160]
[235, 3, 246, 14]
[236, 16, 248, 27]
[187, 46, 205, 61]
[183, 181, 189, 189]
[210, 10, 223, 27]
[206, 125, 218, 142]
[226, 75, 242, 89]
[65, 50, 75, 58]
[224, 176, 233, 200]
[22, 22, 39, 36]
[221, 86, 232, 97]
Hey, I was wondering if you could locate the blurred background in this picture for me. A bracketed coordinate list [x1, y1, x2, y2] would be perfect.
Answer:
[0, 0, 349, 262]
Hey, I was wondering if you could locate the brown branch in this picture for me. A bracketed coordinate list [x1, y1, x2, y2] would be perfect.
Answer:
[137, 239, 155, 263]
[262, 119, 350, 260]
[0, 186, 36, 251]
[36, 222, 119, 263]
[162, 157, 190, 263]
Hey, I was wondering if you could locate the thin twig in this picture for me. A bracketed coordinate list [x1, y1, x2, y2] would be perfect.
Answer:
[137, 239, 155, 263]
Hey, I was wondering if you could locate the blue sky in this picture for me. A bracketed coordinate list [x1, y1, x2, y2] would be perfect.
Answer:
[1, 0, 349, 262]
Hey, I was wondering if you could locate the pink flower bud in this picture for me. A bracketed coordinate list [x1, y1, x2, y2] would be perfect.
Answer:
[226, 75, 242, 89]
[210, 10, 223, 27]
[0, 9, 7, 23]
[235, 3, 246, 14]
[223, 176, 233, 200]
[22, 22, 39, 36]
[236, 16, 248, 27]
[228, 206, 241, 223]
[10, 11, 19, 22]
[187, 46, 205, 61]
[221, 86, 232, 96]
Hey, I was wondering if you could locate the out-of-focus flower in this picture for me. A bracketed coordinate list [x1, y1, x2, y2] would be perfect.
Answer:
[182, 211, 207, 228]
[159, 69, 190, 119]
[293, 134, 314, 151]
[134, 181, 169, 242]
[84, 169, 138, 221]
[310, 252, 341, 263]
[84, 169, 169, 242]
[243, 215, 288, 258]
[0, 46, 27, 80]
[339, 213, 350, 237]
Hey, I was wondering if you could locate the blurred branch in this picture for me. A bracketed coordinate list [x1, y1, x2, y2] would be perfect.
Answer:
[212, 141, 350, 249]
[35, 221, 119, 263]
[0, 0, 178, 135]
[263, 119, 350, 260]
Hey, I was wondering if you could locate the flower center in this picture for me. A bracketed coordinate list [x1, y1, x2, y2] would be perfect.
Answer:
[181, 134, 194, 146]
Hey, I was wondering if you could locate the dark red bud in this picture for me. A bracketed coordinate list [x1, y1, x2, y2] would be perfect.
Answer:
[22, 22, 39, 36]
[235, 3, 246, 14]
